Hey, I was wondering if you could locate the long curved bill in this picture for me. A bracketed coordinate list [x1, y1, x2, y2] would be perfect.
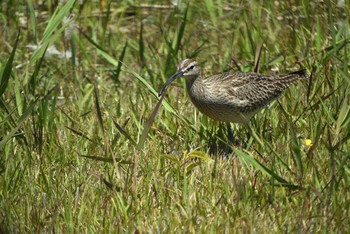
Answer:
[158, 70, 183, 97]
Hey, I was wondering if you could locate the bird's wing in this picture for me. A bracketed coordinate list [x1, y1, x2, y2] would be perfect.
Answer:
[205, 72, 283, 108]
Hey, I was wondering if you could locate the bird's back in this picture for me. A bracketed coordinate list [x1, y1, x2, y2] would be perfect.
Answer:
[188, 69, 307, 123]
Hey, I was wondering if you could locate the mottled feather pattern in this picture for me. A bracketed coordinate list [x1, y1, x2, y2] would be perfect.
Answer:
[200, 70, 306, 112]
[163, 59, 307, 123]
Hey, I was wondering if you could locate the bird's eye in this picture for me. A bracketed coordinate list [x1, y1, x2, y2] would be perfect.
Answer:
[189, 65, 194, 70]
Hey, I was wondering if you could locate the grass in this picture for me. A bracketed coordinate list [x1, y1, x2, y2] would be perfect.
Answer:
[1, 0, 350, 232]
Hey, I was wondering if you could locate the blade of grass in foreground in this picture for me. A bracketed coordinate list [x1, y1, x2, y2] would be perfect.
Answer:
[137, 93, 165, 150]
[0, 98, 38, 150]
[27, 0, 38, 42]
[253, 42, 263, 73]
[133, 91, 168, 191]
[41, 0, 75, 42]
[93, 85, 104, 135]
[30, 0, 75, 63]
[289, 121, 303, 178]
[112, 119, 137, 146]
[80, 154, 133, 164]
[336, 95, 349, 136]
[111, 41, 128, 86]
[0, 31, 20, 96]
[174, 4, 188, 55]
[233, 148, 300, 189]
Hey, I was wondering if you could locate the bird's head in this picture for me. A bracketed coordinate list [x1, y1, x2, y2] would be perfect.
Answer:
[159, 59, 200, 96]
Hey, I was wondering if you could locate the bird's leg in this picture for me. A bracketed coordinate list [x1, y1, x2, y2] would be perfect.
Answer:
[225, 122, 234, 155]
[227, 122, 234, 145]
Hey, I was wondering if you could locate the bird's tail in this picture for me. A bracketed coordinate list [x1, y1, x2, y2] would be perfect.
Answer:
[275, 69, 308, 90]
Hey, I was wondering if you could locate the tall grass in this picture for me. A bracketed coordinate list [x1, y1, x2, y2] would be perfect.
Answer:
[0, 0, 349, 232]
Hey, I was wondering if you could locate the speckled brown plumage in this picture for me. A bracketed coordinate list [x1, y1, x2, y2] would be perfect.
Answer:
[160, 59, 307, 124]
[159, 58, 308, 150]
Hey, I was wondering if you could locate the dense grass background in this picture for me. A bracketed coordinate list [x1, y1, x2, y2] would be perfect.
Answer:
[1, 0, 350, 232]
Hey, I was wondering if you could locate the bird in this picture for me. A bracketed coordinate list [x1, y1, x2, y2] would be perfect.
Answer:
[159, 59, 308, 152]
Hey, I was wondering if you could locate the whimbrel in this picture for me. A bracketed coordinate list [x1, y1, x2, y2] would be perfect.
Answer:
[159, 59, 307, 150]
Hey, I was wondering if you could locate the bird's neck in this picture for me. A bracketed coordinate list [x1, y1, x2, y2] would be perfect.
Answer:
[185, 74, 200, 91]
[185, 74, 206, 100]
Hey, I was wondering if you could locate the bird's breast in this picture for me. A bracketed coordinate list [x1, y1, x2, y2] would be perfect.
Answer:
[188, 90, 259, 123]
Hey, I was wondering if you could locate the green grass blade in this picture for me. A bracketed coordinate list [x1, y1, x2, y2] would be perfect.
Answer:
[30, 22, 69, 63]
[27, 0, 38, 43]
[204, 0, 217, 27]
[80, 154, 133, 164]
[112, 119, 137, 146]
[174, 5, 188, 55]
[336, 95, 349, 136]
[93, 85, 104, 135]
[137, 94, 165, 150]
[30, 0, 75, 63]
[65, 126, 95, 143]
[0, 98, 37, 150]
[233, 148, 300, 189]
[41, 0, 75, 42]
[111, 41, 128, 86]
[139, 22, 145, 65]
[0, 31, 20, 96]
[289, 122, 303, 178]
